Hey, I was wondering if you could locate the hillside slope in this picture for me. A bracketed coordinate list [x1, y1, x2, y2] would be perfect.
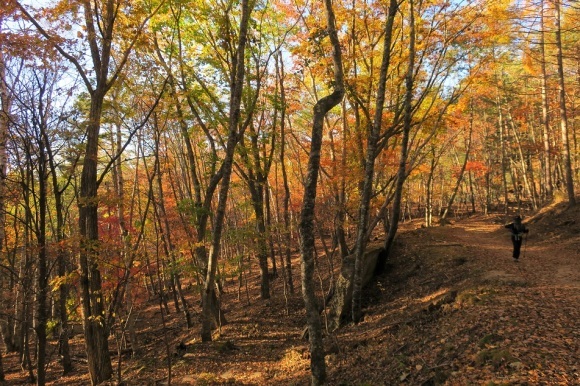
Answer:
[327, 207, 579, 385]
[2, 204, 578, 385]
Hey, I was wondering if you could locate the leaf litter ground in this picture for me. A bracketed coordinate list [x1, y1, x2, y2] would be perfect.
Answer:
[2, 201, 579, 385]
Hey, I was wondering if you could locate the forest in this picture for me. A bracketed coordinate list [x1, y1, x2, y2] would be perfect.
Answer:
[0, 0, 578, 385]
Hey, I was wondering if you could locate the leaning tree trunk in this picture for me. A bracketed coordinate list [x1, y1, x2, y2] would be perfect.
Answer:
[298, 0, 344, 383]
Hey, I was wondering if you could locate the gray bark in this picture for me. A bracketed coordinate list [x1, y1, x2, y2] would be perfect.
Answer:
[35, 79, 50, 386]
[351, 0, 399, 324]
[554, 0, 576, 205]
[277, 51, 294, 294]
[299, 0, 345, 383]
[440, 105, 473, 223]
[540, 0, 553, 199]
[201, 0, 253, 342]
[327, 247, 385, 331]
[0, 15, 14, 364]
[383, 0, 416, 267]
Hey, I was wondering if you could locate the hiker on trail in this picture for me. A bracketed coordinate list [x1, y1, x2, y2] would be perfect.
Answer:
[505, 215, 529, 261]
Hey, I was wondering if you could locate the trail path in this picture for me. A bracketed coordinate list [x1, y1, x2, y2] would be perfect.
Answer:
[435, 218, 580, 384]
[326, 214, 579, 385]
[451, 218, 579, 288]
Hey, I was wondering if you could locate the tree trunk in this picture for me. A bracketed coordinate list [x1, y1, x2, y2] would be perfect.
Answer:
[327, 246, 385, 331]
[154, 130, 193, 327]
[351, 0, 399, 324]
[299, 0, 345, 382]
[78, 85, 113, 383]
[277, 51, 294, 294]
[334, 102, 349, 258]
[201, 0, 253, 342]
[554, 0, 576, 206]
[497, 98, 509, 214]
[441, 104, 473, 223]
[265, 182, 277, 279]
[540, 0, 553, 200]
[383, 0, 416, 267]
[504, 102, 537, 209]
[0, 350, 4, 382]
[21, 179, 35, 382]
[425, 147, 438, 227]
[54, 204, 72, 373]
[0, 14, 16, 357]
[249, 185, 271, 300]
[35, 107, 49, 386]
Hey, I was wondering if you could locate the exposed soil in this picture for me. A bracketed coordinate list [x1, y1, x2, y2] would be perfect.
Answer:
[2, 200, 579, 385]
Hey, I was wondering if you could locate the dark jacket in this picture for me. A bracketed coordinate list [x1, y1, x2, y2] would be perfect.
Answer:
[505, 221, 529, 241]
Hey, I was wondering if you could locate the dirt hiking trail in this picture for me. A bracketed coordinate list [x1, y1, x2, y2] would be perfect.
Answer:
[326, 211, 579, 385]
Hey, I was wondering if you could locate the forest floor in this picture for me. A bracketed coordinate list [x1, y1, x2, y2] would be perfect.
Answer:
[2, 199, 579, 385]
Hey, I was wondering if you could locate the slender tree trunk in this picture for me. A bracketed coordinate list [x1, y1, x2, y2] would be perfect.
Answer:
[384, 0, 416, 265]
[299, 0, 344, 382]
[248, 184, 270, 300]
[540, 0, 553, 200]
[154, 130, 192, 327]
[334, 102, 349, 258]
[0, 349, 3, 382]
[277, 51, 294, 294]
[441, 120, 473, 223]
[554, 0, 576, 205]
[111, 123, 140, 356]
[54, 203, 72, 373]
[21, 171, 35, 382]
[35, 107, 49, 386]
[504, 104, 536, 208]
[201, 0, 253, 342]
[468, 171, 476, 213]
[265, 183, 277, 279]
[0, 14, 16, 358]
[351, 0, 399, 324]
[426, 147, 437, 227]
[497, 99, 510, 214]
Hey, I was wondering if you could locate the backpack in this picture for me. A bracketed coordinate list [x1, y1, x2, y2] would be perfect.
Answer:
[513, 222, 525, 240]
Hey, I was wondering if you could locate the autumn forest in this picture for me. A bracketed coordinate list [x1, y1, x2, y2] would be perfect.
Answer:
[0, 0, 578, 385]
